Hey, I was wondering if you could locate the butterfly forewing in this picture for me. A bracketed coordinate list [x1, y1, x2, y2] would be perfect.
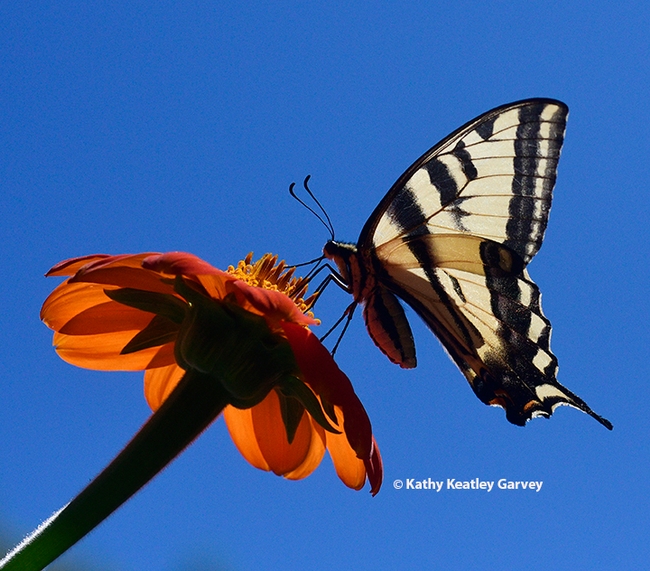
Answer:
[364, 100, 567, 265]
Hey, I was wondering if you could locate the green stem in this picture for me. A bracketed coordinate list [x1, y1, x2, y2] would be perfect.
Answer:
[0, 369, 230, 571]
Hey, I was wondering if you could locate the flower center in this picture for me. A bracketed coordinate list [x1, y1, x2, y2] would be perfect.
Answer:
[227, 253, 318, 316]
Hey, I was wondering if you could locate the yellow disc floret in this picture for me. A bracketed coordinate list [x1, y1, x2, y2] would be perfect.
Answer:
[228, 253, 319, 319]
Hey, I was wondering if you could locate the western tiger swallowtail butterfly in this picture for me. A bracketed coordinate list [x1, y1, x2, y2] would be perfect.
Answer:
[323, 99, 612, 429]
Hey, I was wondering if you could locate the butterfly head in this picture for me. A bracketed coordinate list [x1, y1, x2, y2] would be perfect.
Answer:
[323, 240, 360, 295]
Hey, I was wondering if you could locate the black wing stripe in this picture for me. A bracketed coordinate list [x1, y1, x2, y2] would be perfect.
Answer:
[425, 158, 459, 205]
[450, 270, 553, 357]
[406, 238, 481, 351]
[386, 187, 427, 234]
[451, 141, 479, 180]
[505, 104, 566, 261]
[475, 116, 496, 140]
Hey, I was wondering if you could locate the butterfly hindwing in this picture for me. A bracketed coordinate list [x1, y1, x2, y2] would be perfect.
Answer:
[374, 233, 610, 427]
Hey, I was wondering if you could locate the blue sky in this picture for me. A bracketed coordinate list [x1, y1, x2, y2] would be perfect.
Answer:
[1, 1, 648, 569]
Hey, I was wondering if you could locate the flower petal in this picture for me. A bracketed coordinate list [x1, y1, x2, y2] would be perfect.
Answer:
[71, 254, 155, 275]
[364, 437, 383, 496]
[42, 279, 178, 371]
[249, 390, 316, 475]
[224, 390, 323, 477]
[143, 364, 185, 411]
[41, 281, 147, 335]
[227, 280, 318, 326]
[283, 417, 326, 480]
[143, 253, 236, 301]
[67, 254, 176, 294]
[223, 406, 270, 471]
[281, 321, 383, 494]
[143, 252, 229, 279]
[52, 331, 176, 371]
[281, 322, 374, 461]
[46, 255, 113, 277]
[59, 302, 153, 335]
[325, 414, 367, 490]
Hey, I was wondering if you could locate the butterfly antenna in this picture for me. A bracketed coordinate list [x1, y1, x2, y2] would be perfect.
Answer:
[289, 175, 335, 240]
[302, 175, 335, 240]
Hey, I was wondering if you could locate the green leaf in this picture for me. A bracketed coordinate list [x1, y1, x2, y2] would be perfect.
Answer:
[277, 392, 305, 444]
[321, 399, 337, 424]
[278, 376, 340, 434]
[104, 288, 187, 323]
[121, 314, 180, 354]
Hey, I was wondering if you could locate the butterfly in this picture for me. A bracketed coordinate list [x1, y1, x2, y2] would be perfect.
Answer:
[323, 99, 612, 429]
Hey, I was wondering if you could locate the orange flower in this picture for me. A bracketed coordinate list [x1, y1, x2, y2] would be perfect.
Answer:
[41, 252, 382, 495]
